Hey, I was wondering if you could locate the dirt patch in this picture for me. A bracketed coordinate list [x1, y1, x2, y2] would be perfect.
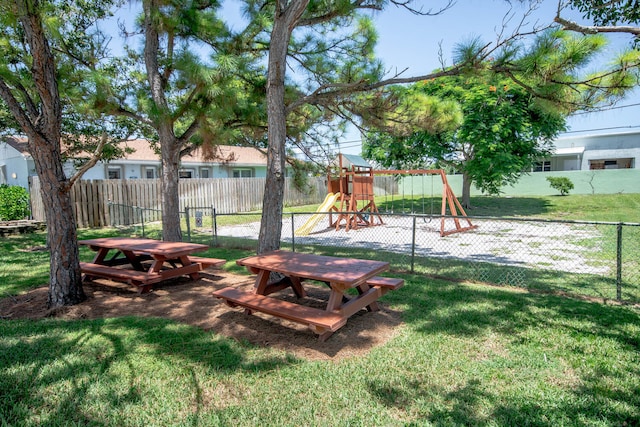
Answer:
[0, 271, 403, 361]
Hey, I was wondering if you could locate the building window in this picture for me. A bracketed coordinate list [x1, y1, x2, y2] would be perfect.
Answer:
[143, 167, 156, 179]
[0, 165, 6, 184]
[200, 168, 210, 178]
[233, 168, 253, 178]
[107, 166, 122, 179]
[534, 161, 551, 172]
[179, 169, 194, 179]
[589, 158, 634, 170]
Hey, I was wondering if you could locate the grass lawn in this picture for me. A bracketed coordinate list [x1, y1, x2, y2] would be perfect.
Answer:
[372, 193, 640, 222]
[1, 272, 639, 425]
[1, 194, 640, 425]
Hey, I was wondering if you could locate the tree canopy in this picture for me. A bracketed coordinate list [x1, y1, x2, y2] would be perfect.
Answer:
[363, 29, 638, 207]
[557, 0, 640, 41]
[363, 72, 566, 207]
[0, 0, 127, 308]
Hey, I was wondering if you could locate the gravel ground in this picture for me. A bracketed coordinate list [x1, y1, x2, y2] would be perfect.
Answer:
[217, 214, 608, 275]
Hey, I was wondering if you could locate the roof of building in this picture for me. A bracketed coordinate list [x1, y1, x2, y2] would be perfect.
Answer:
[2, 136, 268, 166]
[119, 139, 268, 165]
[554, 147, 585, 155]
[1, 136, 29, 155]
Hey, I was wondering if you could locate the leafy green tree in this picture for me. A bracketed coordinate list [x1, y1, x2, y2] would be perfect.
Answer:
[546, 176, 574, 196]
[0, 184, 30, 220]
[91, 0, 280, 242]
[363, 29, 638, 207]
[250, 0, 475, 252]
[557, 0, 640, 41]
[364, 73, 565, 207]
[0, 0, 128, 308]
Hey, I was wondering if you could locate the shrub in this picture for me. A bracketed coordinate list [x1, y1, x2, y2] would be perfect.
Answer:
[546, 176, 574, 196]
[0, 184, 31, 220]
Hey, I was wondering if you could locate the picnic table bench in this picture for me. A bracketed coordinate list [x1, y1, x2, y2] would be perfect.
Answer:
[79, 237, 225, 293]
[213, 250, 403, 341]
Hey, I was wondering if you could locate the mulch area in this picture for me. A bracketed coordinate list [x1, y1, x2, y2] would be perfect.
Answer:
[0, 270, 403, 361]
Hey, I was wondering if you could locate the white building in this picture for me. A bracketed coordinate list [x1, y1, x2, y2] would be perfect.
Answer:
[0, 137, 272, 189]
[536, 130, 640, 172]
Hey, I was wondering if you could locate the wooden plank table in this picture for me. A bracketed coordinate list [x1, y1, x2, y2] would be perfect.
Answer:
[213, 250, 403, 340]
[79, 237, 224, 293]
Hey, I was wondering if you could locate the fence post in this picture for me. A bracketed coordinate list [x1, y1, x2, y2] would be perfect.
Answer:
[139, 207, 145, 238]
[616, 222, 622, 301]
[291, 212, 296, 252]
[185, 206, 191, 242]
[411, 215, 417, 273]
[212, 207, 218, 246]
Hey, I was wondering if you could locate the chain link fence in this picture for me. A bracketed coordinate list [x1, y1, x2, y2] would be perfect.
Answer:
[105, 202, 640, 304]
[213, 211, 640, 304]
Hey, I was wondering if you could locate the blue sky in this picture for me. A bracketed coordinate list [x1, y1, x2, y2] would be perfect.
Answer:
[110, 1, 640, 156]
[333, 0, 640, 154]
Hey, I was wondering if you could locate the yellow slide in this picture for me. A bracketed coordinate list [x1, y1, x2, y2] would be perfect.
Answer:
[295, 192, 341, 236]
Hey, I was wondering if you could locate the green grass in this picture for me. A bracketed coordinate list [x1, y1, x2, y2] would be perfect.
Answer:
[1, 275, 639, 425]
[375, 193, 640, 222]
[2, 194, 640, 425]
[0, 234, 51, 295]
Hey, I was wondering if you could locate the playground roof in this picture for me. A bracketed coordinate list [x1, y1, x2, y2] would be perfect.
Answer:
[339, 153, 372, 169]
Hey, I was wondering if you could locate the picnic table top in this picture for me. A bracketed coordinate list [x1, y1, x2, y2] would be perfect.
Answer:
[78, 237, 208, 258]
[236, 250, 389, 287]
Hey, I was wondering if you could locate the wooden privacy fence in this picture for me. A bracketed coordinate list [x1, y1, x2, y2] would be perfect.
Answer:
[30, 177, 329, 228]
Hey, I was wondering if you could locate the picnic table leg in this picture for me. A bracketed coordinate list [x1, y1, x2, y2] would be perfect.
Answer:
[326, 285, 346, 312]
[254, 269, 272, 295]
[254, 270, 307, 298]
[137, 283, 153, 294]
[289, 276, 307, 298]
[356, 282, 380, 312]
[91, 248, 110, 264]
[178, 255, 201, 280]
[318, 330, 334, 342]
[121, 250, 145, 270]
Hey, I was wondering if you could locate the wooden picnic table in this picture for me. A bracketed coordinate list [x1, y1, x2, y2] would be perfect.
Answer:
[213, 250, 403, 341]
[78, 237, 225, 293]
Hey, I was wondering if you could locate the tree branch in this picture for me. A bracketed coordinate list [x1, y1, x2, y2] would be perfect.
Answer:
[555, 14, 640, 36]
[0, 79, 37, 135]
[67, 133, 109, 188]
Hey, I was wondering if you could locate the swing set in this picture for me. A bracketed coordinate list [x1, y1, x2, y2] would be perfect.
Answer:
[324, 154, 477, 237]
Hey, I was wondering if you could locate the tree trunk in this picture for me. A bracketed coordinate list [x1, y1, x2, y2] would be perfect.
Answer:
[31, 135, 85, 307]
[461, 171, 472, 209]
[258, 0, 309, 254]
[143, 0, 182, 242]
[3, 0, 85, 308]
[161, 136, 183, 242]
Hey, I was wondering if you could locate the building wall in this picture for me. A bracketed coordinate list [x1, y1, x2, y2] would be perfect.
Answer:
[79, 161, 270, 180]
[0, 143, 30, 189]
[552, 131, 640, 171]
[447, 169, 640, 196]
[398, 169, 640, 198]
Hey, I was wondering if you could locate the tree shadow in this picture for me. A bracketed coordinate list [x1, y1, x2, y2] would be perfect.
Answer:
[376, 196, 554, 218]
[365, 274, 640, 425]
[0, 317, 297, 425]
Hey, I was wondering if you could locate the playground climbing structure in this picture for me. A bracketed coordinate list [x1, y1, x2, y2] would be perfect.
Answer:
[328, 154, 383, 232]
[372, 168, 477, 237]
[295, 153, 477, 237]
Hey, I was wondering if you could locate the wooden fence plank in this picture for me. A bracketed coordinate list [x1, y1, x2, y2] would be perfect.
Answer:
[29, 177, 325, 227]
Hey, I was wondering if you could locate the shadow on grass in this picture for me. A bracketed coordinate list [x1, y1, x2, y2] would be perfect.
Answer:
[0, 316, 297, 425]
[299, 244, 638, 303]
[376, 196, 554, 218]
[369, 273, 640, 425]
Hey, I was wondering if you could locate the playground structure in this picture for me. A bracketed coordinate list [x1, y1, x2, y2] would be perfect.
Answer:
[296, 154, 477, 237]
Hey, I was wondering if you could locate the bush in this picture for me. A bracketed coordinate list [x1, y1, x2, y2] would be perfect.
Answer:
[0, 184, 31, 220]
[546, 176, 574, 196]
